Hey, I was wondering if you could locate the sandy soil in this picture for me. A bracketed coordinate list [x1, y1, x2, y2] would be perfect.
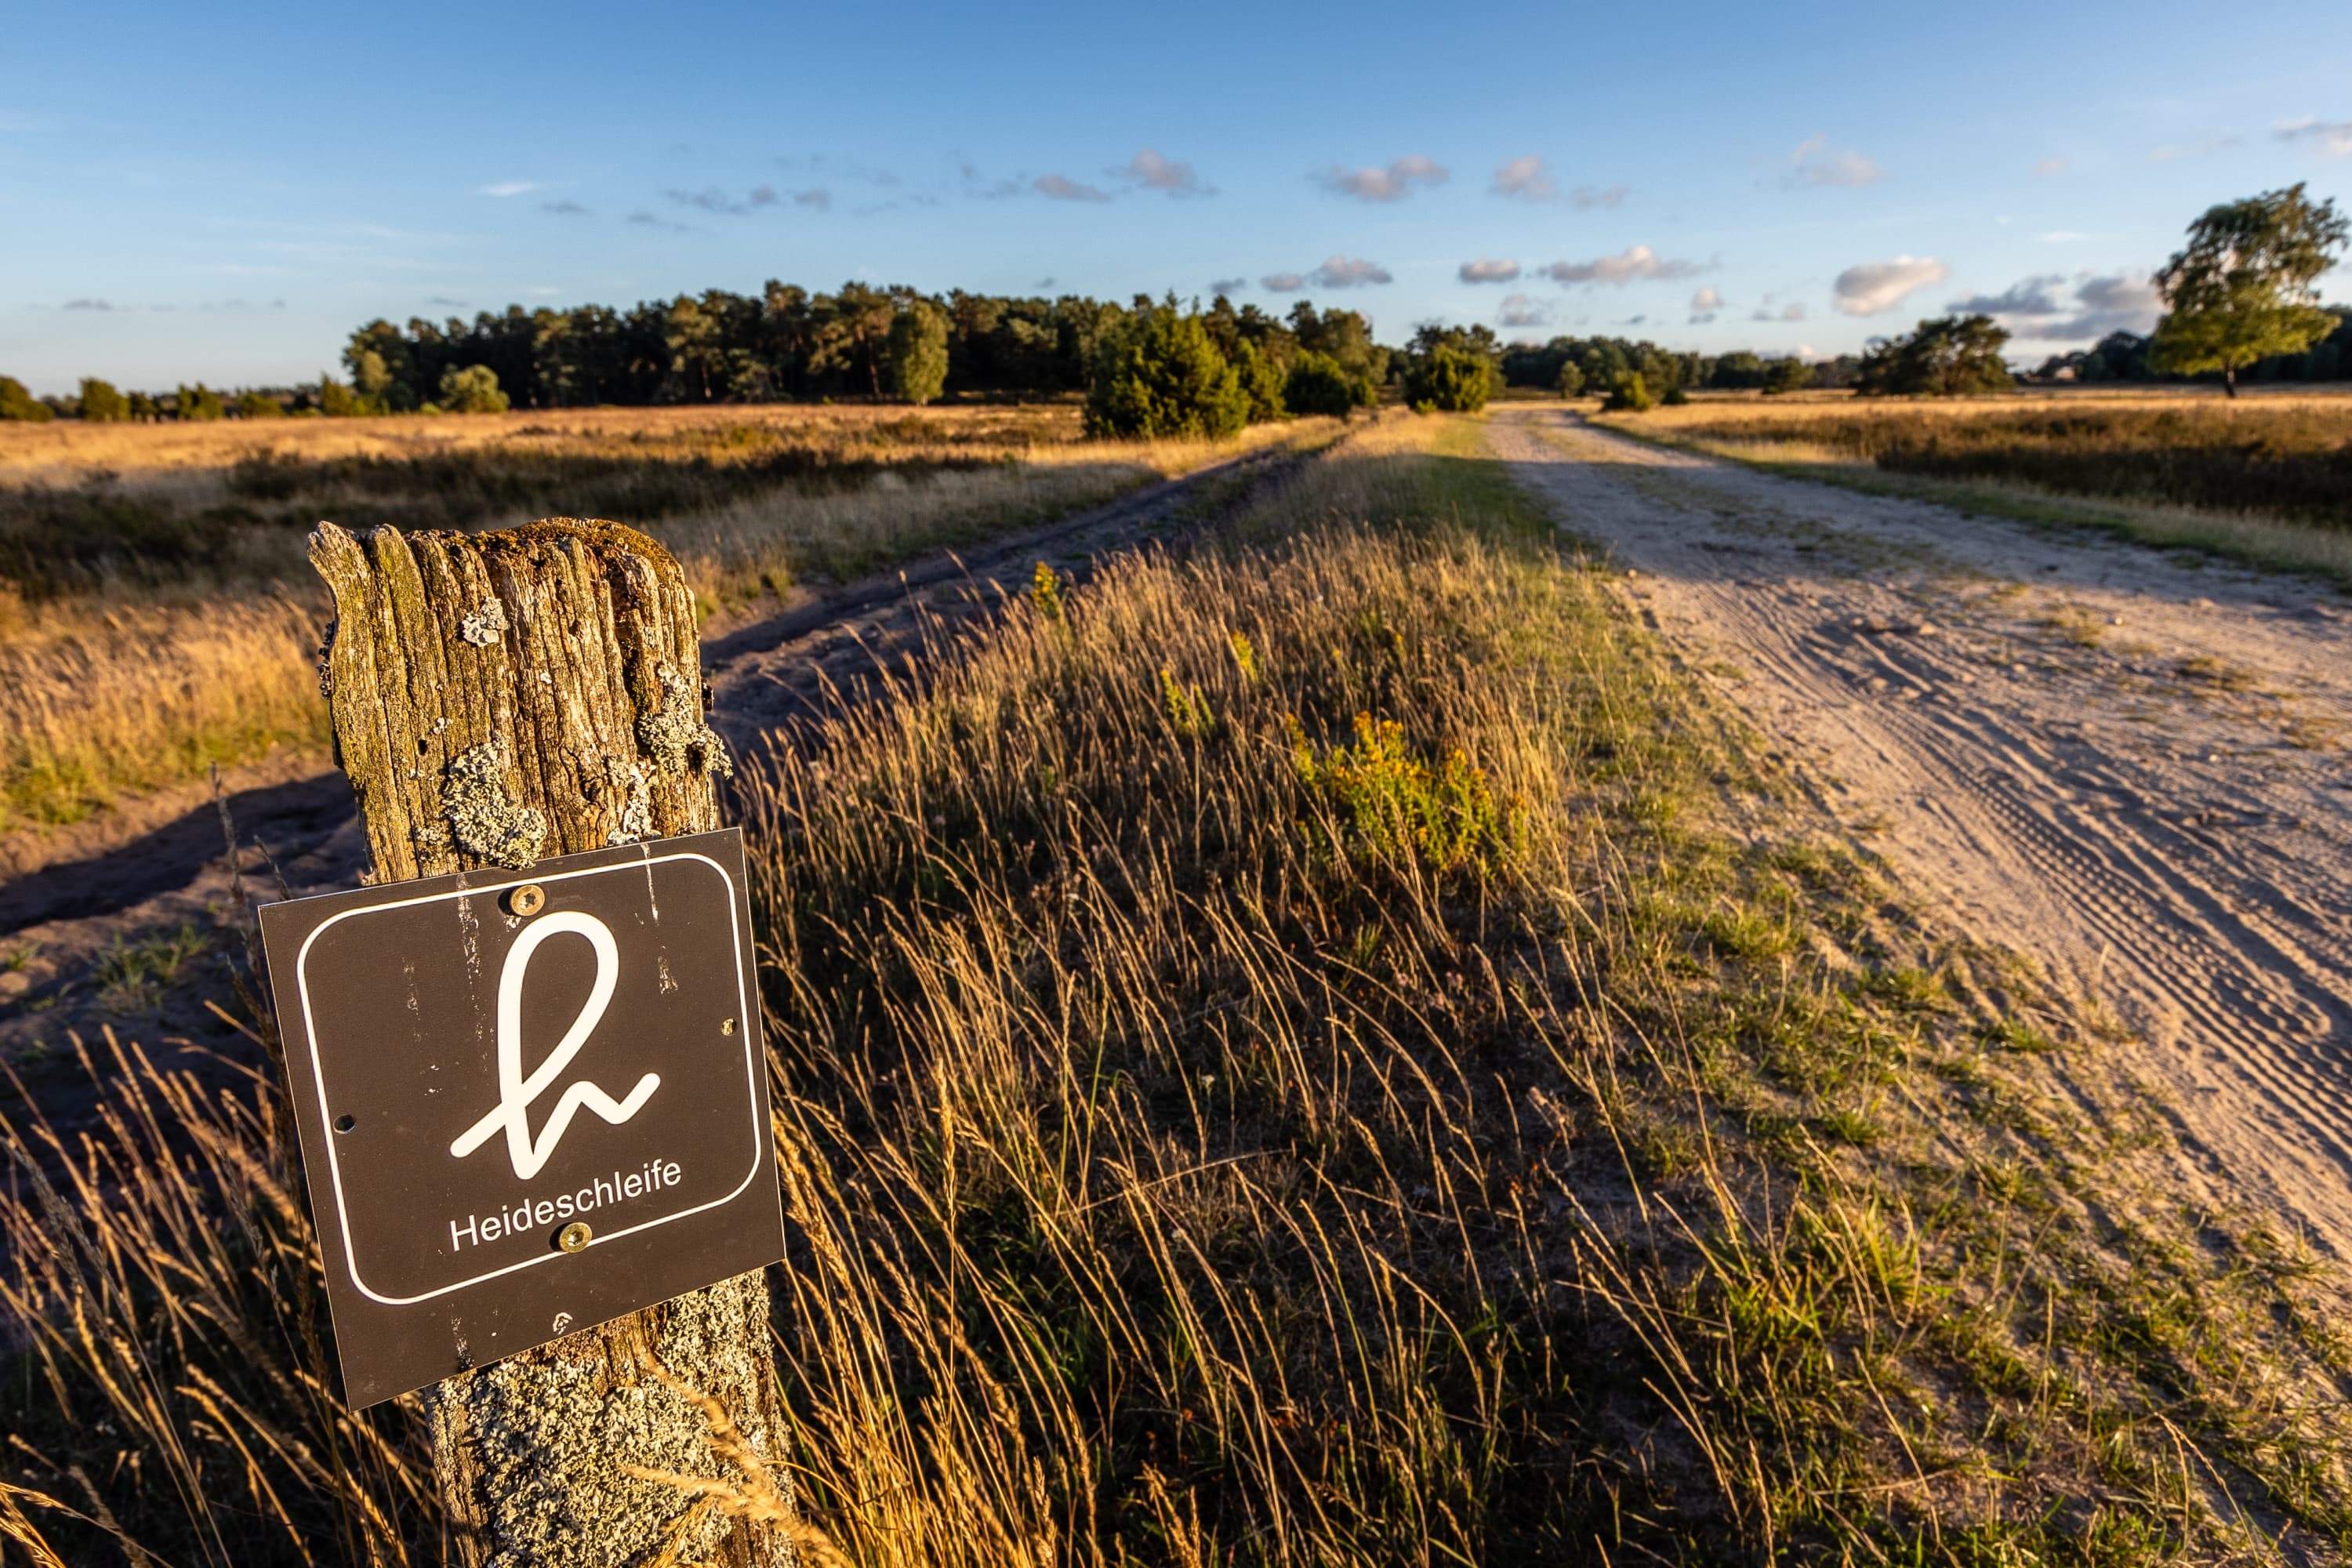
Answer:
[1492, 406, 2352, 1247]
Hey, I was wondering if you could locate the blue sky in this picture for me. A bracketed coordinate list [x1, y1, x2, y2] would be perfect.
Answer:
[4, 0, 2349, 394]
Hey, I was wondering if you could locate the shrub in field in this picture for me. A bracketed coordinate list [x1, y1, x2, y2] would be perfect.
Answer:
[176, 383, 226, 420]
[1282, 350, 1354, 419]
[437, 363, 510, 414]
[1762, 354, 1816, 394]
[1555, 360, 1586, 397]
[1402, 342, 1497, 412]
[0, 376, 53, 422]
[234, 390, 284, 419]
[78, 378, 129, 422]
[1856, 314, 2014, 396]
[1083, 303, 1248, 438]
[1603, 370, 1654, 411]
[887, 299, 950, 405]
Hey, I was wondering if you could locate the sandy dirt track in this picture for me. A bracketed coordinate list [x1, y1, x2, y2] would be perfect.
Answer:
[1492, 406, 2352, 1247]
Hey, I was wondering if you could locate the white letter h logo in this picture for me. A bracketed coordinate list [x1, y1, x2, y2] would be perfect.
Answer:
[450, 911, 660, 1181]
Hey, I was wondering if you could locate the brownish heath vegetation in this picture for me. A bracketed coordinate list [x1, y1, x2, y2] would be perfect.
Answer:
[7, 416, 2352, 1566]
[1631, 398, 2352, 526]
[1597, 390, 2352, 585]
[0, 405, 1298, 833]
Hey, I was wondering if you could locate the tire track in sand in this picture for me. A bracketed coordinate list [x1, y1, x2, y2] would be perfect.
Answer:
[1490, 407, 2352, 1245]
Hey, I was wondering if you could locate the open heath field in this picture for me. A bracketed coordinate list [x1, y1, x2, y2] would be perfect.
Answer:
[14, 414, 2352, 1566]
[1594, 387, 2352, 580]
[0, 405, 1314, 837]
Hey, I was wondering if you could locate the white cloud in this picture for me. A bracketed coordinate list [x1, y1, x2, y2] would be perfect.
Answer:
[1261, 271, 1307, 293]
[1786, 135, 1887, 188]
[2275, 118, 2352, 158]
[1690, 285, 1722, 323]
[1458, 258, 1521, 283]
[1311, 255, 1392, 288]
[2149, 133, 2241, 162]
[1493, 154, 1555, 201]
[1945, 270, 2161, 342]
[2033, 157, 2070, 176]
[1570, 183, 1631, 209]
[1542, 245, 1705, 285]
[1119, 148, 1210, 194]
[1832, 255, 1948, 315]
[478, 181, 539, 198]
[1315, 154, 1449, 201]
[1497, 293, 1548, 328]
[1033, 173, 1111, 202]
[1209, 276, 1248, 295]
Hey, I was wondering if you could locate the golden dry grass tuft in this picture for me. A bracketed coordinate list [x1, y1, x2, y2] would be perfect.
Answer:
[0, 593, 328, 832]
[6, 414, 2351, 1565]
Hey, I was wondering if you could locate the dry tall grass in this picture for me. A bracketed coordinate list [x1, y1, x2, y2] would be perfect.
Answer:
[0, 592, 328, 833]
[1596, 394, 2352, 580]
[0, 409, 1306, 833]
[7, 416, 2351, 1565]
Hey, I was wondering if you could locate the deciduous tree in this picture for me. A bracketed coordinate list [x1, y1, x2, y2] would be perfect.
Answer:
[2150, 183, 2348, 397]
[78, 378, 130, 421]
[0, 376, 53, 421]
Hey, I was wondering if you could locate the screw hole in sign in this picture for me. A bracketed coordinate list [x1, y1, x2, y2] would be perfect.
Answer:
[448, 910, 660, 1181]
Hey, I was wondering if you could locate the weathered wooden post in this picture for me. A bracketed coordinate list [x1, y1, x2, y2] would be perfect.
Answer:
[304, 517, 794, 1566]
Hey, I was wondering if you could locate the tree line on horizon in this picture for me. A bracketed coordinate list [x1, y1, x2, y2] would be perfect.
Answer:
[4, 187, 2343, 426]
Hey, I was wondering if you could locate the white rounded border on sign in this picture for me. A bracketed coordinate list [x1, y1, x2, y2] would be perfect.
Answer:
[291, 850, 768, 1307]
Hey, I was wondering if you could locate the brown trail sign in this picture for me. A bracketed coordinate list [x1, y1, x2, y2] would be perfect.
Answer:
[283, 517, 797, 1566]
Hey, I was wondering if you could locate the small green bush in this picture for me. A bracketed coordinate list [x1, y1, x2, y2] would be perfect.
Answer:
[1403, 343, 1498, 412]
[1283, 352, 1355, 419]
[175, 383, 225, 421]
[0, 376, 53, 422]
[1084, 305, 1248, 439]
[437, 365, 510, 414]
[1603, 372, 1654, 412]
[78, 379, 130, 422]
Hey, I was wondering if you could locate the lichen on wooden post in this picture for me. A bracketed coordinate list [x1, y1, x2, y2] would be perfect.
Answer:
[308, 517, 793, 1568]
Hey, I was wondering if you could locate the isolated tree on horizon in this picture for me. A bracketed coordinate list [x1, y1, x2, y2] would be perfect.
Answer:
[1855, 315, 2013, 396]
[887, 299, 950, 405]
[2150, 183, 2347, 397]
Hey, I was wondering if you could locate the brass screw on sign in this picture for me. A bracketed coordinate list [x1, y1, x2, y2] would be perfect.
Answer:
[507, 884, 546, 917]
[557, 1222, 592, 1254]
